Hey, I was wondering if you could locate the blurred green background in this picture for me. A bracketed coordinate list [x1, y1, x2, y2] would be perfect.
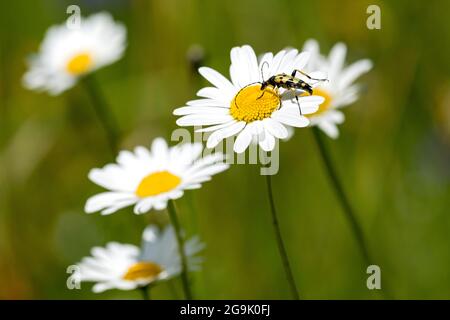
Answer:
[1, 0, 450, 299]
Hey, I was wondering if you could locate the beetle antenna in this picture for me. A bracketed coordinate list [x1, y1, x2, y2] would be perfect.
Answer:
[260, 61, 269, 82]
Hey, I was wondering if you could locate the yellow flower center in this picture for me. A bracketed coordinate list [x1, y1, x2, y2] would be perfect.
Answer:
[305, 88, 333, 117]
[230, 84, 280, 123]
[66, 52, 93, 75]
[135, 171, 181, 197]
[122, 262, 163, 281]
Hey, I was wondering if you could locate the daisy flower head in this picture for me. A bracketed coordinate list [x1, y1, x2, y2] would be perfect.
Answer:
[23, 12, 126, 95]
[85, 137, 229, 215]
[174, 45, 326, 153]
[302, 39, 373, 138]
[75, 224, 204, 293]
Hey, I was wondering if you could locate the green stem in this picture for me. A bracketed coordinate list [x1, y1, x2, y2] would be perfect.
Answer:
[311, 127, 371, 265]
[140, 286, 150, 300]
[82, 75, 120, 156]
[167, 200, 193, 300]
[186, 193, 199, 234]
[265, 174, 300, 300]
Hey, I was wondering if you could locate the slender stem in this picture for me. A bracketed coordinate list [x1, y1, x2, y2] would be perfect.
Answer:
[167, 200, 193, 300]
[81, 75, 120, 156]
[311, 127, 371, 265]
[140, 286, 150, 300]
[265, 174, 300, 300]
[186, 193, 199, 234]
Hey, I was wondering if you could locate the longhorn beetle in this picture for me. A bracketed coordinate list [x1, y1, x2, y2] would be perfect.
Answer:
[234, 62, 327, 116]
[258, 61, 327, 115]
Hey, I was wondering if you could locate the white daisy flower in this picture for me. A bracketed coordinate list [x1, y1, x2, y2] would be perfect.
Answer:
[74, 225, 204, 293]
[85, 137, 229, 215]
[173, 45, 326, 153]
[302, 39, 373, 139]
[22, 12, 126, 95]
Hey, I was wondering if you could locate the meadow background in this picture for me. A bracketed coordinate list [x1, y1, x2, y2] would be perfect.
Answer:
[1, 0, 449, 299]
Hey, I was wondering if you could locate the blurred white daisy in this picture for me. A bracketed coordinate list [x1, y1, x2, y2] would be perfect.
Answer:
[173, 45, 326, 153]
[22, 12, 126, 95]
[85, 137, 228, 215]
[302, 39, 373, 138]
[75, 224, 204, 293]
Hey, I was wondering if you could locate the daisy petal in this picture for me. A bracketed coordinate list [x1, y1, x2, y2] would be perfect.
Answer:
[153, 199, 169, 211]
[278, 49, 298, 74]
[134, 198, 154, 214]
[230, 46, 252, 87]
[173, 106, 229, 116]
[327, 110, 345, 124]
[259, 52, 273, 81]
[206, 121, 246, 148]
[282, 95, 324, 114]
[151, 137, 167, 154]
[176, 114, 234, 126]
[333, 85, 361, 107]
[328, 42, 347, 80]
[318, 121, 339, 139]
[258, 130, 276, 151]
[85, 192, 137, 214]
[185, 153, 226, 175]
[186, 99, 226, 107]
[262, 118, 288, 139]
[292, 51, 310, 72]
[195, 120, 237, 133]
[268, 50, 286, 76]
[93, 282, 116, 293]
[302, 39, 320, 60]
[187, 163, 229, 180]
[198, 67, 235, 95]
[233, 125, 253, 153]
[271, 111, 310, 128]
[243, 45, 259, 83]
[339, 59, 373, 90]
[196, 87, 230, 103]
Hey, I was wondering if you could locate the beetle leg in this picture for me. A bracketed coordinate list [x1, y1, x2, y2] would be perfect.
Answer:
[256, 91, 265, 100]
[295, 96, 302, 116]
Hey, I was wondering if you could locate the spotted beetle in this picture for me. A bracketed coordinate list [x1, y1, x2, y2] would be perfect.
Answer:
[257, 62, 327, 115]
